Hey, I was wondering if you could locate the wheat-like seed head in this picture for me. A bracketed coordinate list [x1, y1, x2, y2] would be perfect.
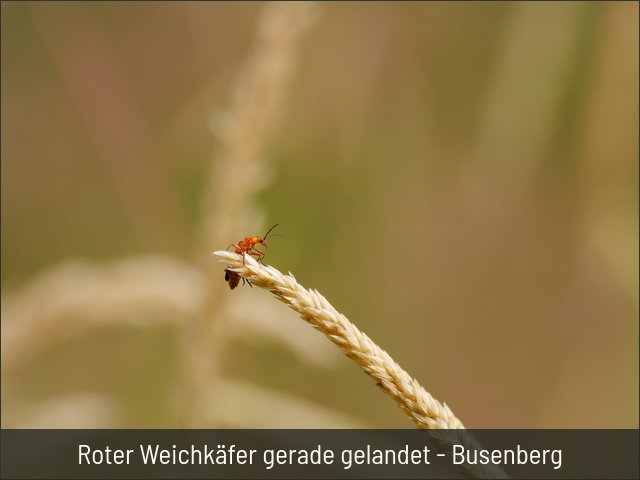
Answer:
[212, 251, 508, 479]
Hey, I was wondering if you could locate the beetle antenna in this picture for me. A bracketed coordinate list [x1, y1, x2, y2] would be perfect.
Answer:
[262, 223, 279, 241]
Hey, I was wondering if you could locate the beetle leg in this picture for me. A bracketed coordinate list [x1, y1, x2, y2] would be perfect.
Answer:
[250, 247, 266, 263]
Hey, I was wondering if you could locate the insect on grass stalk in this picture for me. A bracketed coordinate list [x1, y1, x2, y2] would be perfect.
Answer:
[211, 251, 508, 479]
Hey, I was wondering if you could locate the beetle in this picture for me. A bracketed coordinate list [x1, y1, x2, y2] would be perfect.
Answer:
[224, 223, 279, 289]
[224, 267, 240, 289]
[224, 267, 250, 290]
[229, 223, 279, 264]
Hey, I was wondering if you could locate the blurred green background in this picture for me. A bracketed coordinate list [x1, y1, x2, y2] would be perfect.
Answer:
[1, 1, 638, 428]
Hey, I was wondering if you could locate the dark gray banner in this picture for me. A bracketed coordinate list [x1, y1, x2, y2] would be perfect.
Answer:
[1, 429, 638, 479]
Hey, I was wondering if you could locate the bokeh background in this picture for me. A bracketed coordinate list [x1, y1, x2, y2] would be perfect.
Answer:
[2, 1, 638, 429]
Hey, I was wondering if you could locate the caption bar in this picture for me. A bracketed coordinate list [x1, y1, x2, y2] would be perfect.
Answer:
[2, 429, 638, 479]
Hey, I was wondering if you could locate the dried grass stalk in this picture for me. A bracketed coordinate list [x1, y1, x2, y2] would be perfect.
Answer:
[212, 251, 507, 479]
[184, 2, 317, 427]
[199, 1, 318, 257]
[2, 257, 205, 372]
